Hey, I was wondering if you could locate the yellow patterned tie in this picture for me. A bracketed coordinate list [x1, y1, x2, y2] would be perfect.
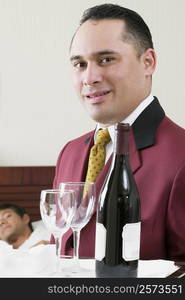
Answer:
[85, 129, 111, 183]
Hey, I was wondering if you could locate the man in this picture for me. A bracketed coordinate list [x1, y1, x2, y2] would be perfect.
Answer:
[0, 204, 49, 249]
[53, 4, 185, 261]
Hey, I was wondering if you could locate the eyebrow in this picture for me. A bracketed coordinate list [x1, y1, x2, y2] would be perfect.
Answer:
[70, 50, 119, 61]
[1, 210, 12, 215]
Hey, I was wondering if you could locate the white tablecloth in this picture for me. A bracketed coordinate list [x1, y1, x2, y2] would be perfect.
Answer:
[0, 242, 179, 278]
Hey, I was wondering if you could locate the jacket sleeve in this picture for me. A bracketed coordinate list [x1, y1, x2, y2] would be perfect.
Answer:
[53, 141, 71, 189]
[167, 162, 185, 261]
[50, 141, 71, 244]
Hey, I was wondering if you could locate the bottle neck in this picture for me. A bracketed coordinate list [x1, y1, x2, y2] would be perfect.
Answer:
[113, 123, 130, 156]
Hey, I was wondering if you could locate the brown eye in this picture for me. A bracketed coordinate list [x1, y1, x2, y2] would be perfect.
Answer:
[5, 213, 11, 219]
[73, 61, 87, 68]
[100, 57, 115, 64]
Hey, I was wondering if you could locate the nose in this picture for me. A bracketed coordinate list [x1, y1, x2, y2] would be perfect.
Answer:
[82, 63, 103, 86]
[0, 218, 6, 227]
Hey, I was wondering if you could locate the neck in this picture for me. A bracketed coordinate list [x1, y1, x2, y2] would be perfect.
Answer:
[8, 228, 32, 249]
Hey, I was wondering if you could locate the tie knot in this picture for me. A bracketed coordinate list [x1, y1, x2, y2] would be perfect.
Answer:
[95, 129, 111, 146]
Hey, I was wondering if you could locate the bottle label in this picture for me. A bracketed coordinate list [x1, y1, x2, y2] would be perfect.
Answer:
[95, 222, 106, 261]
[122, 222, 141, 261]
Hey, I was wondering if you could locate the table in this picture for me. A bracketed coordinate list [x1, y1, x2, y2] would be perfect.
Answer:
[0, 244, 184, 278]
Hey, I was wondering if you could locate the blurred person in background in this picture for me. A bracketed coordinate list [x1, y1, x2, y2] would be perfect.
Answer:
[0, 204, 50, 249]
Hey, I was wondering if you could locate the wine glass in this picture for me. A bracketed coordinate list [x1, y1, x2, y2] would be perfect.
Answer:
[40, 189, 75, 274]
[59, 182, 96, 275]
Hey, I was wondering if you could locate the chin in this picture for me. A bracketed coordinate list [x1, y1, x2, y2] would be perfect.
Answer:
[89, 114, 106, 124]
[86, 104, 116, 124]
[89, 116, 112, 126]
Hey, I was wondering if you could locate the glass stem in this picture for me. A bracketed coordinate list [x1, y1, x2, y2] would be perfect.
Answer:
[55, 235, 61, 273]
[73, 229, 80, 266]
[56, 236, 60, 256]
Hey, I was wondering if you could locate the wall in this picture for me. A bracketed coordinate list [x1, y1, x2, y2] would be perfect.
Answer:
[0, 0, 184, 166]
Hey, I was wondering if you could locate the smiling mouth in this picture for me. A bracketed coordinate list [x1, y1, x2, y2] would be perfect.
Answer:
[86, 91, 111, 104]
[1, 226, 11, 233]
[86, 90, 111, 99]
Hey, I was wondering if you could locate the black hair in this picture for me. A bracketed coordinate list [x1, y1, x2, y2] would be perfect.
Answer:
[78, 3, 154, 56]
[0, 203, 33, 231]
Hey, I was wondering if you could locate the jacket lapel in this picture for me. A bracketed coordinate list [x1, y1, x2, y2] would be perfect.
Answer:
[73, 132, 95, 182]
[132, 97, 165, 150]
[130, 97, 165, 173]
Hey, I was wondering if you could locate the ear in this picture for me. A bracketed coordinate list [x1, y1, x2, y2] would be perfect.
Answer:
[22, 214, 30, 225]
[142, 48, 157, 76]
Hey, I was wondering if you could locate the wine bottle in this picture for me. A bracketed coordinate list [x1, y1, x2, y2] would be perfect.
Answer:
[95, 123, 141, 278]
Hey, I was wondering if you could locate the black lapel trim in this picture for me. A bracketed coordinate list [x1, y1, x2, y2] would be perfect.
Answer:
[85, 136, 92, 144]
[132, 97, 165, 150]
[84, 128, 96, 144]
[84, 136, 93, 144]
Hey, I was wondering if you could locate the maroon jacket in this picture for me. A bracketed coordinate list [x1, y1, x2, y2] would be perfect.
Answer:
[53, 98, 185, 261]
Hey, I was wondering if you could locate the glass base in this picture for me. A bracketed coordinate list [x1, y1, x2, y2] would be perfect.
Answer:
[59, 256, 95, 277]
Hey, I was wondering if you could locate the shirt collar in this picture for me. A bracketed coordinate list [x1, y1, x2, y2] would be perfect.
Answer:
[95, 94, 154, 143]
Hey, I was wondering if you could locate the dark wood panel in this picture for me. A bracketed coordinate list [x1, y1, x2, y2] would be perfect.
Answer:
[0, 185, 53, 194]
[0, 166, 55, 185]
[4, 199, 40, 207]
[0, 166, 55, 221]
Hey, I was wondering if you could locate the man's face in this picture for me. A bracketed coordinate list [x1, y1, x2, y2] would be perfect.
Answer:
[0, 209, 29, 242]
[70, 19, 156, 126]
